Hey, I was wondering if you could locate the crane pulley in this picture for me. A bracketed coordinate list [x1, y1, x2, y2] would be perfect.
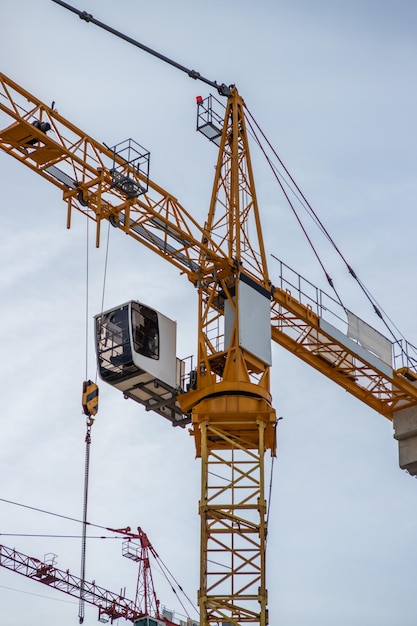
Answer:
[82, 380, 99, 418]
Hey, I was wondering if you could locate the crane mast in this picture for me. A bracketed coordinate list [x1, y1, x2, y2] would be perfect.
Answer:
[179, 88, 276, 625]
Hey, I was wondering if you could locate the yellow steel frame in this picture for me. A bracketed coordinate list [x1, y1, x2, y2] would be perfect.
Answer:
[271, 286, 417, 418]
[192, 392, 275, 626]
[2, 72, 417, 626]
[0, 73, 229, 281]
[182, 89, 276, 626]
[2, 71, 416, 419]
[199, 421, 268, 626]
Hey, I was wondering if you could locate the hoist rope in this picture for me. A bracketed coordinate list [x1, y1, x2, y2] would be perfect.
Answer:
[96, 220, 112, 385]
[265, 419, 280, 543]
[244, 103, 414, 349]
[244, 104, 349, 263]
[79, 220, 112, 623]
[0, 533, 122, 538]
[100, 221, 111, 315]
[79, 215, 93, 624]
[84, 215, 90, 380]
[244, 110, 345, 309]
[152, 553, 199, 618]
[354, 274, 417, 355]
[0, 496, 134, 534]
[78, 423, 92, 625]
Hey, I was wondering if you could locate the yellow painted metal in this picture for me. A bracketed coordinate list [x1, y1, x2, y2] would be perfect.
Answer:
[0, 72, 229, 282]
[178, 88, 276, 626]
[199, 87, 269, 286]
[270, 286, 417, 418]
[0, 73, 275, 626]
[2, 72, 417, 626]
[198, 417, 269, 626]
[2, 71, 414, 421]
[82, 380, 99, 417]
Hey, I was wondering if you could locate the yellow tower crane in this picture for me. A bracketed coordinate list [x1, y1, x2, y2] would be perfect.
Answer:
[1, 6, 417, 625]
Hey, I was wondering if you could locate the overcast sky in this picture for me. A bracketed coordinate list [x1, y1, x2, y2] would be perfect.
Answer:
[1, 1, 417, 625]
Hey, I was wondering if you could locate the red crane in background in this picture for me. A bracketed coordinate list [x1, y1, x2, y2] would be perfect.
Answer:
[0, 528, 189, 626]
[122, 528, 163, 620]
[0, 543, 140, 624]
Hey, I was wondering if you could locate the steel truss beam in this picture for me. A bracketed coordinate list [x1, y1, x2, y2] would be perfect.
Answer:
[199, 421, 268, 626]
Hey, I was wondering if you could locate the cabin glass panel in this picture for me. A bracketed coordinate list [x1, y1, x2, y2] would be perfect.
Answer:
[131, 302, 159, 360]
[95, 304, 135, 381]
[95, 300, 178, 392]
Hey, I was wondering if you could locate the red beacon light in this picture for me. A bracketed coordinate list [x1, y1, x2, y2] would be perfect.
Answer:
[196, 95, 203, 105]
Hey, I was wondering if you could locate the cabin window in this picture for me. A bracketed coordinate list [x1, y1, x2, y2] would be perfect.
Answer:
[95, 304, 134, 378]
[131, 302, 159, 360]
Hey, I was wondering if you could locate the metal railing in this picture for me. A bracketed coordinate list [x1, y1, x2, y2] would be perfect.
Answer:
[272, 255, 417, 374]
